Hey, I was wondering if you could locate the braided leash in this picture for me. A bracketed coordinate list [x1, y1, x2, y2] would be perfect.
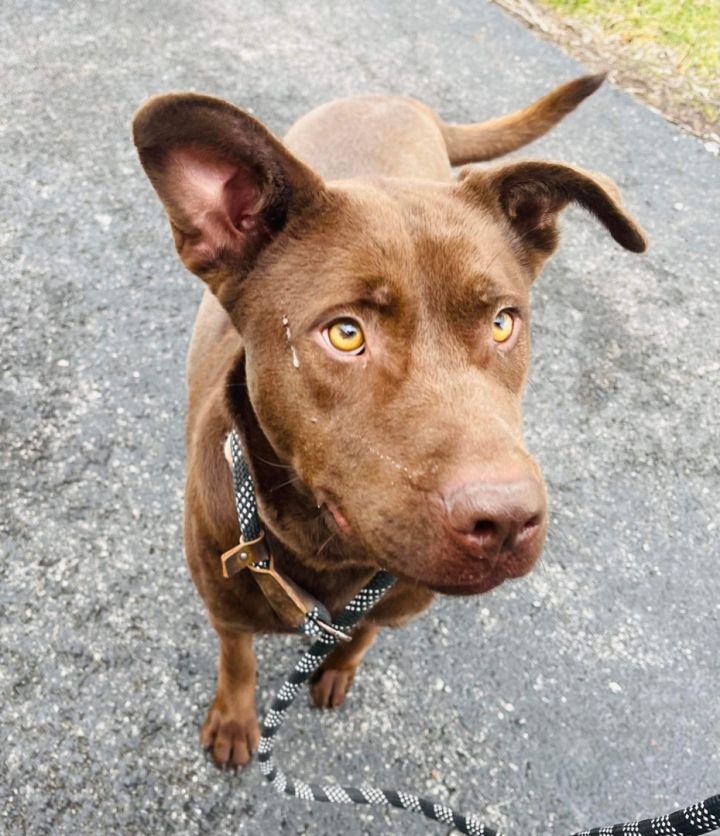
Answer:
[228, 430, 262, 542]
[571, 796, 720, 836]
[257, 570, 496, 835]
[227, 430, 720, 835]
[256, 583, 720, 836]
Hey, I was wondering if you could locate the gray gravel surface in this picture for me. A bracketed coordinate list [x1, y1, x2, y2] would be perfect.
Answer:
[1, 1, 719, 834]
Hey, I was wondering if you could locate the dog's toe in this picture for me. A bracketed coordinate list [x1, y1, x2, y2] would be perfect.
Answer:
[201, 704, 260, 769]
[310, 667, 356, 709]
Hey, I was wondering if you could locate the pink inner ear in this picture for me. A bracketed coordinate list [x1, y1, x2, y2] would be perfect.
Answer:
[166, 145, 262, 261]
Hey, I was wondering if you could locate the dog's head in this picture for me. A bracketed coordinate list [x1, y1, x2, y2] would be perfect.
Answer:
[134, 94, 646, 595]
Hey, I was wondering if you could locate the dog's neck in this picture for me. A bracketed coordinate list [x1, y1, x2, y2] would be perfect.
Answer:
[224, 355, 377, 586]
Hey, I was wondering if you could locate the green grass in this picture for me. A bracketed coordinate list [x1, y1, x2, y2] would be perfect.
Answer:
[539, 0, 719, 78]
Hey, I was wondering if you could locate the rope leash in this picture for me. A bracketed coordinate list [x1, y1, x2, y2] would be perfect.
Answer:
[256, 577, 720, 836]
[257, 570, 497, 836]
[573, 799, 720, 836]
[226, 430, 720, 834]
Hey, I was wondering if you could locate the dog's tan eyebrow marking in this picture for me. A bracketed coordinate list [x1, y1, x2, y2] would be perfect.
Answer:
[312, 284, 399, 325]
[440, 282, 495, 321]
[367, 283, 393, 308]
[347, 282, 399, 316]
[452, 258, 524, 305]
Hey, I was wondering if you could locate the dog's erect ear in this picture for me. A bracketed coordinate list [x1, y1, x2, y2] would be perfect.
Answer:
[459, 161, 647, 274]
[133, 93, 325, 300]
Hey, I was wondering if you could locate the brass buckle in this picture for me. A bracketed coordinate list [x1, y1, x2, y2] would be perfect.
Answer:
[221, 532, 268, 578]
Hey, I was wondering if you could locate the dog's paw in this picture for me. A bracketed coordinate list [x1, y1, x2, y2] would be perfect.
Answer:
[310, 667, 356, 709]
[201, 702, 260, 769]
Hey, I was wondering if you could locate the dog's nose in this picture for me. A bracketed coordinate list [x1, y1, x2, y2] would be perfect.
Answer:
[443, 476, 545, 558]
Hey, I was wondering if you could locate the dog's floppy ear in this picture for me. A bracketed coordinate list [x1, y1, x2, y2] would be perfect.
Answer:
[459, 161, 647, 274]
[133, 93, 325, 302]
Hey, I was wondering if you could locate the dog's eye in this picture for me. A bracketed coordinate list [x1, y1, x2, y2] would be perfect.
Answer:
[325, 319, 365, 354]
[492, 310, 515, 344]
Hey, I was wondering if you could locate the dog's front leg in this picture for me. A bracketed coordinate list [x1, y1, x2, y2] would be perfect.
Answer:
[201, 628, 260, 769]
[310, 622, 379, 709]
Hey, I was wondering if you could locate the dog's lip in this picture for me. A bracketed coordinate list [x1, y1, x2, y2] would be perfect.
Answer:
[317, 494, 354, 537]
[426, 569, 507, 596]
[429, 579, 501, 596]
[393, 553, 514, 596]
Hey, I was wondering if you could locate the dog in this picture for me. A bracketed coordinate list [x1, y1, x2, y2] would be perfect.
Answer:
[132, 74, 646, 769]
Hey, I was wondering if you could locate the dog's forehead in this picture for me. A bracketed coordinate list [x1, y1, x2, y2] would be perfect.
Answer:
[307, 178, 525, 300]
[252, 178, 528, 336]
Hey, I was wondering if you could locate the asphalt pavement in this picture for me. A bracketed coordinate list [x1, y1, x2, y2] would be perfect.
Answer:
[1, 1, 718, 834]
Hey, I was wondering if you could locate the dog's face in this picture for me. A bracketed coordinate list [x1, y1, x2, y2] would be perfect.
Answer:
[134, 94, 646, 595]
[241, 179, 545, 594]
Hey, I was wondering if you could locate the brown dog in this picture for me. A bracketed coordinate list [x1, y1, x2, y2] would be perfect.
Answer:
[133, 75, 646, 769]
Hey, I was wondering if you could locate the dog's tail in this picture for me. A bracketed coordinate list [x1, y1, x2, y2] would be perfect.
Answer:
[438, 73, 606, 165]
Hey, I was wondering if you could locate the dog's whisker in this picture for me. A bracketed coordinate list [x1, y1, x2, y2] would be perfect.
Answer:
[270, 475, 302, 492]
[252, 453, 295, 471]
[317, 531, 338, 555]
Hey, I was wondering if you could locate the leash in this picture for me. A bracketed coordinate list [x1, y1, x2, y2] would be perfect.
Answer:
[257, 570, 502, 835]
[223, 429, 720, 835]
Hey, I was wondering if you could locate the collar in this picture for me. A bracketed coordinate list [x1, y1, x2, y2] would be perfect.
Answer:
[221, 430, 352, 642]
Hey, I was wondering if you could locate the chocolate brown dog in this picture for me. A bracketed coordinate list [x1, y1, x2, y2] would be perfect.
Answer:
[133, 74, 646, 769]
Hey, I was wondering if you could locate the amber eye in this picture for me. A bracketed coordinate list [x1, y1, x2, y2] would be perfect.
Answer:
[325, 319, 365, 354]
[492, 309, 515, 343]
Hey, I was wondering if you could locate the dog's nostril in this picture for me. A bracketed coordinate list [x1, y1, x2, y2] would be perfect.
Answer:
[472, 519, 497, 539]
[519, 514, 542, 537]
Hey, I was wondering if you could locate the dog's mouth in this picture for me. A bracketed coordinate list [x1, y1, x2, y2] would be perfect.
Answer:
[323, 502, 354, 537]
[425, 564, 509, 596]
[391, 551, 508, 596]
